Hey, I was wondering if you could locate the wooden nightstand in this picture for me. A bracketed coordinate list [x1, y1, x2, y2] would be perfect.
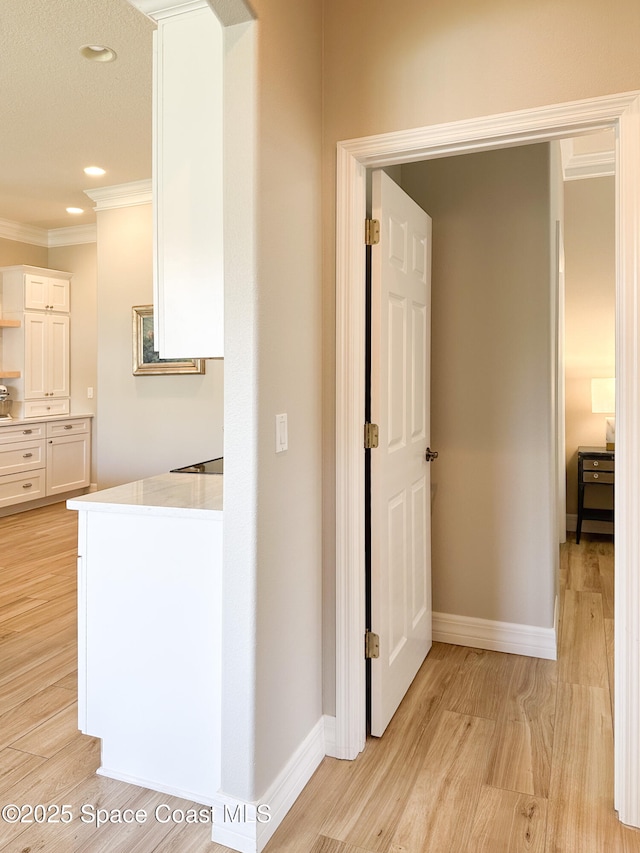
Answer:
[576, 446, 614, 544]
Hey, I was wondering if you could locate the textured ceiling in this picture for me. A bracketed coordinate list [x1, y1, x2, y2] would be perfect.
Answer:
[0, 0, 155, 230]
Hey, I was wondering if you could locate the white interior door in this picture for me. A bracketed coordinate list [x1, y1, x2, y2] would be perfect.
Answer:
[370, 170, 433, 737]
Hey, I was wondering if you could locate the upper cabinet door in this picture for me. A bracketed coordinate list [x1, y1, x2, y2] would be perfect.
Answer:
[48, 278, 70, 313]
[24, 274, 49, 311]
[24, 275, 70, 313]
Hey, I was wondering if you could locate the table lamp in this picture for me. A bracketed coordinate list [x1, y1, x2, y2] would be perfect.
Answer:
[591, 378, 615, 450]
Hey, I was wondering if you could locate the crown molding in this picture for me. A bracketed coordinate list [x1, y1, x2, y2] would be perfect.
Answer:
[48, 224, 97, 247]
[0, 218, 49, 248]
[128, 0, 254, 24]
[84, 179, 152, 211]
[560, 138, 615, 180]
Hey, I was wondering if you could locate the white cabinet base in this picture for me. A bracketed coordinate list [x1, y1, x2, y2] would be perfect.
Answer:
[76, 507, 222, 803]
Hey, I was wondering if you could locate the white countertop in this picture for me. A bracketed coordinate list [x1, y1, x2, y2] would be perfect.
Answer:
[67, 472, 223, 518]
[0, 412, 94, 426]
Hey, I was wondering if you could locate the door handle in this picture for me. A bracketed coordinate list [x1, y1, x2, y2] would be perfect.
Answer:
[425, 447, 439, 462]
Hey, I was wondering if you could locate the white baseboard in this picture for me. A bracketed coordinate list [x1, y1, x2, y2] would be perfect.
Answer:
[96, 766, 216, 806]
[432, 611, 557, 660]
[565, 513, 614, 535]
[212, 715, 325, 853]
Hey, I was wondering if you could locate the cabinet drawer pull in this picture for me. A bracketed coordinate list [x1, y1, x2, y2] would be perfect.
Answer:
[593, 460, 599, 467]
[64, 425, 73, 430]
[23, 453, 33, 458]
[23, 429, 32, 435]
[593, 473, 599, 479]
[22, 483, 33, 489]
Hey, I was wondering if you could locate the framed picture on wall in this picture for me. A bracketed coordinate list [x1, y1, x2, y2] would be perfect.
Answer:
[132, 305, 206, 375]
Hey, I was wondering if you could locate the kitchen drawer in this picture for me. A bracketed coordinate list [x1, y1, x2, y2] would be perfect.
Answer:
[583, 459, 614, 472]
[0, 439, 45, 476]
[583, 471, 614, 484]
[47, 418, 90, 438]
[0, 469, 45, 508]
[0, 422, 46, 444]
[23, 399, 70, 419]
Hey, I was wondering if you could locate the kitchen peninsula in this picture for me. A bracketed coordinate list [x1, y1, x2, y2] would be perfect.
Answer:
[67, 472, 223, 804]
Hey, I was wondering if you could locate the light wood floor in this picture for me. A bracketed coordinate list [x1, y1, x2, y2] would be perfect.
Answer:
[0, 504, 637, 852]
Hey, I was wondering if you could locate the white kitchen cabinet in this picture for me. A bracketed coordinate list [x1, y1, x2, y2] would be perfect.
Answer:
[46, 419, 90, 496]
[24, 312, 69, 400]
[24, 273, 70, 313]
[0, 415, 92, 515]
[150, 5, 224, 359]
[69, 473, 222, 803]
[0, 266, 71, 419]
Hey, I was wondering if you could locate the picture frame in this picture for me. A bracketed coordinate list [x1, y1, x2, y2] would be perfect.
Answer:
[132, 305, 206, 375]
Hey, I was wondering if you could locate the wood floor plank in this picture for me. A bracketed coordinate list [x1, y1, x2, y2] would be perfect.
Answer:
[444, 647, 518, 721]
[557, 590, 608, 689]
[597, 542, 615, 620]
[309, 837, 376, 853]
[567, 539, 602, 593]
[467, 785, 547, 853]
[487, 656, 556, 797]
[387, 710, 495, 853]
[0, 747, 47, 796]
[319, 655, 457, 851]
[545, 682, 621, 852]
[0, 735, 101, 847]
[0, 685, 75, 753]
[9, 702, 82, 758]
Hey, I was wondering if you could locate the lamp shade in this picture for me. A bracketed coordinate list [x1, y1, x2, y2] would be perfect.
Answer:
[591, 378, 615, 414]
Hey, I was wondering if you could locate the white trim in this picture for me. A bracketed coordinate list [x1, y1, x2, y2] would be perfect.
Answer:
[0, 218, 48, 247]
[212, 716, 325, 853]
[335, 91, 640, 828]
[47, 224, 97, 247]
[432, 612, 557, 660]
[95, 766, 216, 806]
[323, 714, 338, 758]
[129, 0, 254, 24]
[560, 137, 616, 180]
[0, 218, 96, 248]
[85, 179, 152, 211]
[565, 513, 614, 535]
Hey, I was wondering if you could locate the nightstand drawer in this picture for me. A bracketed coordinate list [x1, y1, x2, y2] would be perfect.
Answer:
[583, 459, 614, 472]
[583, 471, 614, 484]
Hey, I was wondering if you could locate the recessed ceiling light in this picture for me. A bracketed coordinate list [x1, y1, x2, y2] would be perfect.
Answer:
[80, 44, 117, 63]
[66, 207, 84, 215]
[84, 166, 106, 177]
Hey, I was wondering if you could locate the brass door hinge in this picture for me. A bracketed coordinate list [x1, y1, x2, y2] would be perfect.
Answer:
[364, 422, 379, 449]
[365, 218, 380, 246]
[365, 631, 380, 659]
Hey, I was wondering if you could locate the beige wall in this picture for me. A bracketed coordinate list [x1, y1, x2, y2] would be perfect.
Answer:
[251, 0, 323, 799]
[322, 0, 640, 714]
[564, 177, 615, 516]
[95, 203, 223, 489]
[0, 238, 47, 268]
[401, 145, 553, 626]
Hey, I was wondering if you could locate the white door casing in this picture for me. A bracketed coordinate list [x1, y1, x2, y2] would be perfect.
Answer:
[370, 170, 432, 737]
[335, 91, 640, 829]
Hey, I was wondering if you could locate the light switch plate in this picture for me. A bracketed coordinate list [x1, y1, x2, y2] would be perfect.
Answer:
[276, 413, 288, 453]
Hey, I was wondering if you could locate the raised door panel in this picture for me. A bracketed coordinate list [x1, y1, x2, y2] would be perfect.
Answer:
[24, 275, 49, 311]
[48, 314, 70, 397]
[23, 313, 47, 399]
[46, 434, 90, 495]
[48, 278, 70, 313]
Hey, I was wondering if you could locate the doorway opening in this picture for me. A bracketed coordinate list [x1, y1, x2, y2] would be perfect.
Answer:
[335, 91, 640, 827]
